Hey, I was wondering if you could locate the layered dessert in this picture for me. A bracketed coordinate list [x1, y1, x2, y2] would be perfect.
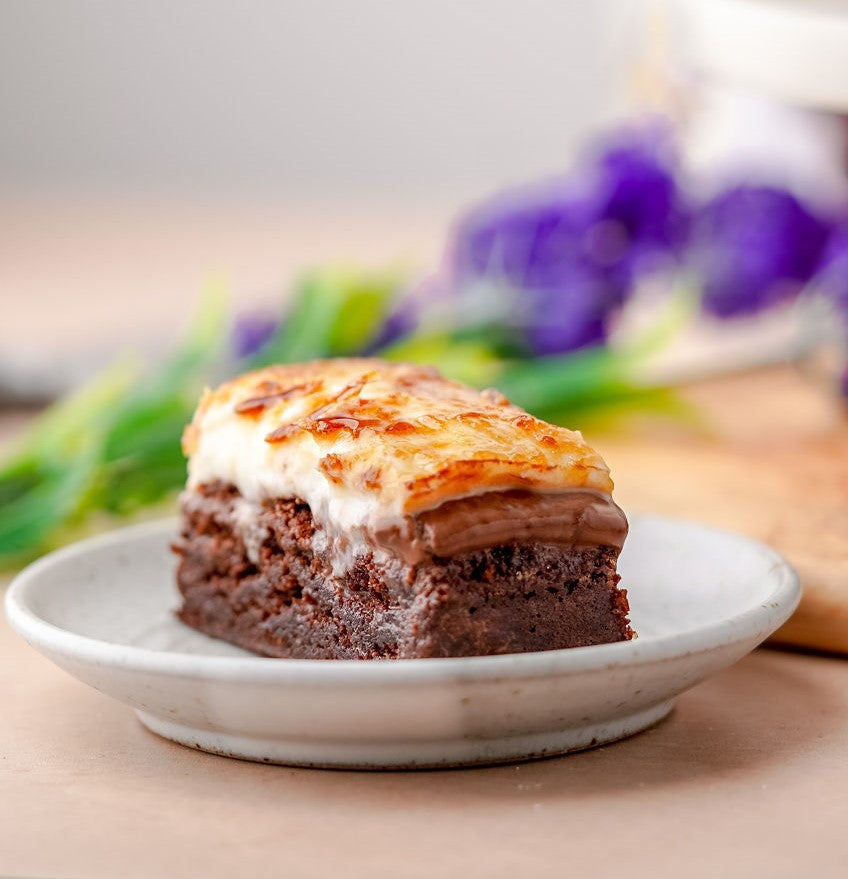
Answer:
[174, 358, 632, 658]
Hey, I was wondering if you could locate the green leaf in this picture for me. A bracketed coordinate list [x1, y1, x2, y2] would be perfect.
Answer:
[0, 359, 137, 468]
[250, 267, 401, 366]
[0, 282, 228, 566]
[142, 276, 229, 396]
[494, 346, 624, 417]
[90, 285, 227, 514]
[379, 330, 503, 388]
[541, 384, 697, 431]
[0, 438, 102, 564]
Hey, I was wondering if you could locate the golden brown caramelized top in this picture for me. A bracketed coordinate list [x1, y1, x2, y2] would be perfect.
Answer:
[183, 358, 614, 519]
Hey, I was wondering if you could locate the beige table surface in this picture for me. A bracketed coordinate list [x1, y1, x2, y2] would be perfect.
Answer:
[3, 618, 847, 879]
[3, 197, 848, 877]
[3, 388, 848, 879]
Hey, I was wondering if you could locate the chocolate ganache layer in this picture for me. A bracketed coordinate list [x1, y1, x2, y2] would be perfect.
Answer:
[374, 488, 628, 564]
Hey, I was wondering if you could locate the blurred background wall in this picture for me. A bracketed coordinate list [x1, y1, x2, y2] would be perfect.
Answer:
[0, 0, 637, 201]
[0, 0, 641, 396]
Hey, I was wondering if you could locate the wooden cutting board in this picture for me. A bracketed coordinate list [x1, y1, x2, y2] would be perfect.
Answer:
[595, 365, 848, 654]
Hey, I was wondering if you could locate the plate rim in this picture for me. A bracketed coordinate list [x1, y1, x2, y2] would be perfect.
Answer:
[4, 513, 801, 686]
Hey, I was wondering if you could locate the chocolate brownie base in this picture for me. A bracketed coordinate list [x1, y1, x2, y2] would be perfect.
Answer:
[174, 484, 633, 659]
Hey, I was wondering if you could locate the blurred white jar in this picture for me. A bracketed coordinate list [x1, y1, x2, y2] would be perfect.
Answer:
[665, 0, 848, 205]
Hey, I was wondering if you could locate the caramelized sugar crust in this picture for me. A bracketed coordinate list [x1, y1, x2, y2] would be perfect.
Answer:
[184, 358, 614, 516]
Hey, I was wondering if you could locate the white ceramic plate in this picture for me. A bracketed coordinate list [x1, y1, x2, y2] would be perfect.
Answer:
[5, 514, 799, 769]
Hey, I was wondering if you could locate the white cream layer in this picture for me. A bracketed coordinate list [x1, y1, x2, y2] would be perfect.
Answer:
[185, 359, 615, 539]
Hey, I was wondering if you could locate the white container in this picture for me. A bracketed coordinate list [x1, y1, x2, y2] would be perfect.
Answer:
[665, 0, 848, 205]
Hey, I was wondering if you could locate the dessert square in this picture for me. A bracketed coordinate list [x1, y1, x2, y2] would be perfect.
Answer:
[175, 359, 632, 658]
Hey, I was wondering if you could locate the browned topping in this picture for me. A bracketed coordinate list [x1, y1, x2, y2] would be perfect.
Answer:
[319, 453, 346, 484]
[311, 414, 384, 436]
[235, 380, 323, 415]
[308, 376, 372, 417]
[264, 423, 302, 443]
[361, 466, 382, 490]
[191, 357, 615, 506]
[385, 420, 416, 435]
[455, 411, 488, 423]
[395, 365, 440, 387]
[405, 458, 555, 492]
[480, 388, 510, 406]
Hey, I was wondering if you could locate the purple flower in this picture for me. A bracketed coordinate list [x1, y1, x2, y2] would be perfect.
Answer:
[449, 121, 687, 355]
[525, 273, 611, 355]
[451, 186, 627, 355]
[689, 185, 830, 318]
[232, 310, 279, 359]
[455, 184, 598, 288]
[591, 122, 689, 282]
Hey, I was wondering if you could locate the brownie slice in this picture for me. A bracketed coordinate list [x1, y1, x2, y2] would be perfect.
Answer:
[176, 358, 634, 658]
[175, 483, 632, 659]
